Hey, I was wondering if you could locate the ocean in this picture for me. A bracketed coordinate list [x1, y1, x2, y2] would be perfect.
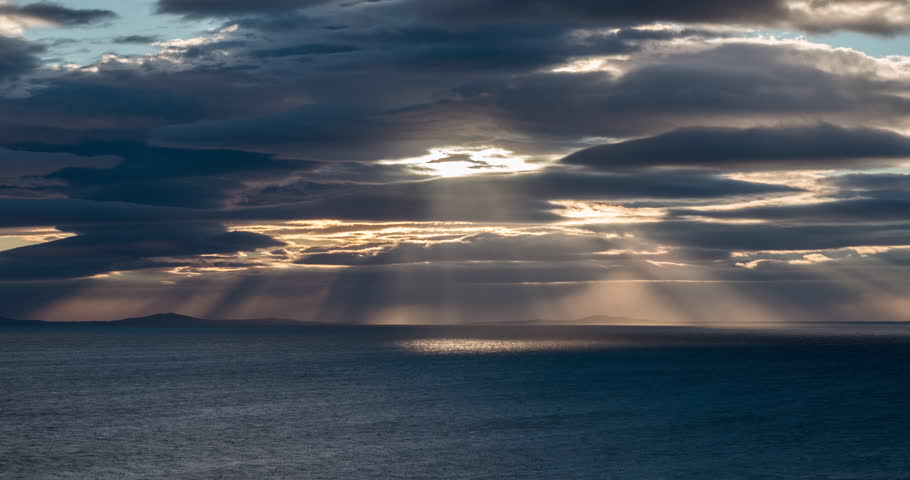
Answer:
[2, 325, 909, 479]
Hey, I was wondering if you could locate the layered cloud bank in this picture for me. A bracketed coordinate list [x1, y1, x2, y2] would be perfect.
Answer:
[0, 0, 908, 323]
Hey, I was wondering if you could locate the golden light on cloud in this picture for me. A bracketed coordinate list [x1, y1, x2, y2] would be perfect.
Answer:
[550, 201, 666, 223]
[732, 245, 910, 269]
[785, 0, 910, 33]
[551, 55, 631, 75]
[0, 227, 74, 252]
[673, 170, 841, 215]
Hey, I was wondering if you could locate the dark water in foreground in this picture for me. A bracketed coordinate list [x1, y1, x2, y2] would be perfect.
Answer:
[2, 325, 910, 480]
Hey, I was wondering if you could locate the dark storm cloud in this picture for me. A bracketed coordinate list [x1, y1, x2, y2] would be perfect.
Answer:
[149, 103, 472, 162]
[0, 76, 208, 136]
[483, 47, 910, 140]
[395, 0, 787, 26]
[0, 165, 793, 230]
[499, 170, 797, 199]
[0, 198, 203, 228]
[251, 43, 359, 58]
[0, 223, 283, 280]
[34, 142, 307, 208]
[2, 0, 910, 321]
[0, 2, 117, 26]
[825, 174, 910, 194]
[251, 169, 796, 204]
[0, 139, 312, 208]
[150, 42, 910, 161]
[322, 24, 722, 73]
[157, 0, 331, 17]
[382, 0, 910, 34]
[0, 65, 315, 147]
[154, 0, 910, 35]
[672, 198, 910, 224]
[0, 36, 44, 80]
[0, 147, 119, 177]
[113, 35, 160, 44]
[7, 16, 891, 166]
[240, 169, 794, 222]
[564, 125, 910, 171]
[54, 176, 247, 209]
[624, 222, 910, 252]
[148, 26, 735, 159]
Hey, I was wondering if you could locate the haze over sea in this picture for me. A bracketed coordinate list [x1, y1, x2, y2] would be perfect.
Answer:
[3, 324, 909, 480]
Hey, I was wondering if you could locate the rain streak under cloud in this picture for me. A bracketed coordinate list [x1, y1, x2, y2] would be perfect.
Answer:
[1, 0, 910, 323]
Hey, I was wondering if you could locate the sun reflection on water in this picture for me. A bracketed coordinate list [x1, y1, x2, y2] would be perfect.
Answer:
[396, 338, 617, 354]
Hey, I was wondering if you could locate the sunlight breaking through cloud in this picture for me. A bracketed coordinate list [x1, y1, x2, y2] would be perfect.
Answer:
[379, 147, 543, 178]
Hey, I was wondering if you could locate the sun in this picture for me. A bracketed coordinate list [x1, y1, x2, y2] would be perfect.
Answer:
[380, 147, 542, 178]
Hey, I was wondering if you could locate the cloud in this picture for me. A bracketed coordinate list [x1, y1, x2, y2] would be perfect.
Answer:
[298, 231, 627, 266]
[0, 197, 204, 228]
[0, 222, 283, 280]
[785, 0, 910, 35]
[1, 1, 910, 322]
[0, 161, 794, 232]
[156, 0, 331, 17]
[564, 124, 910, 171]
[481, 42, 910, 141]
[0, 2, 117, 26]
[236, 169, 794, 223]
[0, 36, 43, 80]
[113, 35, 160, 45]
[0, 63, 318, 148]
[383, 0, 910, 34]
[825, 173, 910, 195]
[0, 147, 119, 177]
[392, 0, 788, 27]
[621, 222, 910, 252]
[39, 142, 305, 208]
[148, 40, 910, 161]
[672, 198, 910, 224]
[251, 43, 359, 58]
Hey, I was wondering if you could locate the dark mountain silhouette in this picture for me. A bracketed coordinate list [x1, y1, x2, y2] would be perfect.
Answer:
[0, 313, 317, 327]
[113, 312, 220, 326]
[112, 313, 313, 327]
[0, 316, 34, 324]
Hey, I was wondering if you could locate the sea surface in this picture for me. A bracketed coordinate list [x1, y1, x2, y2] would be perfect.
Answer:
[2, 324, 910, 479]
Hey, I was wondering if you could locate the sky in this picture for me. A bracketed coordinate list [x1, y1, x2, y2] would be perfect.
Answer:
[1, 0, 910, 323]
